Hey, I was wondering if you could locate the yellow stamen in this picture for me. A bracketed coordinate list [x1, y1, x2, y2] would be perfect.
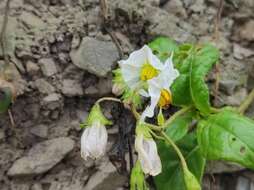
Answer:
[140, 63, 158, 81]
[158, 89, 172, 108]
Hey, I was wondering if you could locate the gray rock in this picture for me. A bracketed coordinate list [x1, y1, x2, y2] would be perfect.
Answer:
[84, 77, 112, 96]
[238, 20, 254, 42]
[39, 58, 58, 77]
[85, 159, 127, 190]
[206, 161, 244, 174]
[233, 43, 254, 60]
[30, 124, 48, 138]
[236, 176, 250, 190]
[7, 137, 74, 177]
[34, 79, 55, 94]
[42, 93, 62, 110]
[145, 6, 195, 43]
[61, 79, 83, 97]
[70, 37, 119, 77]
[163, 0, 187, 18]
[26, 61, 40, 75]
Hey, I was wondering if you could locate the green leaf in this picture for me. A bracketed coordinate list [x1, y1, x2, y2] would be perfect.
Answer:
[197, 110, 254, 169]
[183, 167, 201, 190]
[155, 134, 205, 190]
[148, 37, 178, 62]
[165, 111, 195, 142]
[189, 44, 219, 115]
[0, 88, 12, 114]
[171, 74, 192, 106]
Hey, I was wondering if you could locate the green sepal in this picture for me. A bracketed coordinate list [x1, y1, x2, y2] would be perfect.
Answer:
[136, 122, 152, 139]
[130, 161, 149, 190]
[80, 104, 112, 128]
[157, 108, 165, 126]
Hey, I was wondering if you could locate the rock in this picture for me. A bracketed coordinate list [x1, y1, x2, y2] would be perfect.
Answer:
[26, 61, 40, 75]
[189, 0, 205, 13]
[219, 79, 239, 95]
[61, 79, 83, 97]
[84, 77, 112, 96]
[85, 159, 127, 190]
[233, 43, 254, 60]
[70, 37, 119, 77]
[206, 161, 245, 174]
[236, 176, 250, 190]
[227, 88, 247, 106]
[145, 7, 195, 43]
[39, 58, 58, 77]
[42, 93, 62, 110]
[30, 124, 48, 138]
[19, 11, 46, 30]
[7, 137, 74, 177]
[163, 0, 187, 18]
[238, 20, 254, 42]
[34, 79, 55, 94]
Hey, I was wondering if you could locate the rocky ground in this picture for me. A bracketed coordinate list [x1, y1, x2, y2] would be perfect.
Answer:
[0, 0, 254, 189]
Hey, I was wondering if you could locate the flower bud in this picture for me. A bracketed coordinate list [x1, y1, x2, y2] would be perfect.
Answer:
[135, 123, 162, 176]
[80, 104, 112, 160]
[81, 121, 108, 160]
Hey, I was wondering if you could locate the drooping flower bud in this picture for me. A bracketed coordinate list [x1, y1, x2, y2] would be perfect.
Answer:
[80, 104, 112, 160]
[130, 161, 148, 190]
[135, 123, 162, 176]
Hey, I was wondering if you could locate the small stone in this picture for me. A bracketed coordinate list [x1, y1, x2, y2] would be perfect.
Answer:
[7, 137, 74, 177]
[219, 79, 238, 95]
[238, 20, 254, 42]
[26, 61, 40, 75]
[31, 184, 43, 190]
[61, 79, 83, 97]
[70, 37, 119, 77]
[85, 159, 127, 190]
[34, 79, 55, 94]
[42, 93, 62, 110]
[39, 58, 58, 77]
[236, 176, 250, 190]
[227, 88, 247, 106]
[0, 129, 5, 141]
[30, 124, 48, 138]
[233, 43, 254, 59]
[163, 0, 187, 18]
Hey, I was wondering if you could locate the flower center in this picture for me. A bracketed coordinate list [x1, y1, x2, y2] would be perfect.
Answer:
[140, 63, 159, 81]
[158, 89, 172, 108]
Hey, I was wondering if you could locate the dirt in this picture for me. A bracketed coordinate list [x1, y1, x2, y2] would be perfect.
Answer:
[0, 0, 254, 189]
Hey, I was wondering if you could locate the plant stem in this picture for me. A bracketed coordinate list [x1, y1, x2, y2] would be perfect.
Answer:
[238, 88, 254, 114]
[160, 131, 188, 169]
[131, 104, 140, 120]
[164, 106, 192, 127]
[96, 97, 122, 104]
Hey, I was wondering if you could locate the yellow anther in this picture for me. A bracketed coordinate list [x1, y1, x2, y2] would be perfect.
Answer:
[140, 63, 158, 81]
[158, 89, 172, 108]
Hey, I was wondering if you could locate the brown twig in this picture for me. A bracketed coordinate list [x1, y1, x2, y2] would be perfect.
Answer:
[213, 0, 224, 105]
[8, 108, 15, 127]
[0, 0, 11, 71]
[99, 0, 124, 59]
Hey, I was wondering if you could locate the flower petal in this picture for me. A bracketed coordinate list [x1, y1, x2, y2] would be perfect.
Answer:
[80, 121, 108, 160]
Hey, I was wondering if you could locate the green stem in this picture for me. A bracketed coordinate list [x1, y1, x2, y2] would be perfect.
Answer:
[164, 106, 192, 127]
[131, 104, 140, 120]
[160, 131, 188, 169]
[238, 88, 254, 114]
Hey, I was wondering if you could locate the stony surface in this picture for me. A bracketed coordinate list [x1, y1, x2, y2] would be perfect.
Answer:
[0, 0, 253, 189]
[70, 37, 119, 77]
[7, 137, 74, 177]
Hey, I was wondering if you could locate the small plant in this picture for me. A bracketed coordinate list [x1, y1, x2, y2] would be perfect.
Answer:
[80, 37, 254, 190]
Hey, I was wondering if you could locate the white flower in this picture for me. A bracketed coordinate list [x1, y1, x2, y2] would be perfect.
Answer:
[119, 45, 164, 90]
[81, 121, 108, 160]
[141, 56, 179, 119]
[135, 133, 162, 176]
